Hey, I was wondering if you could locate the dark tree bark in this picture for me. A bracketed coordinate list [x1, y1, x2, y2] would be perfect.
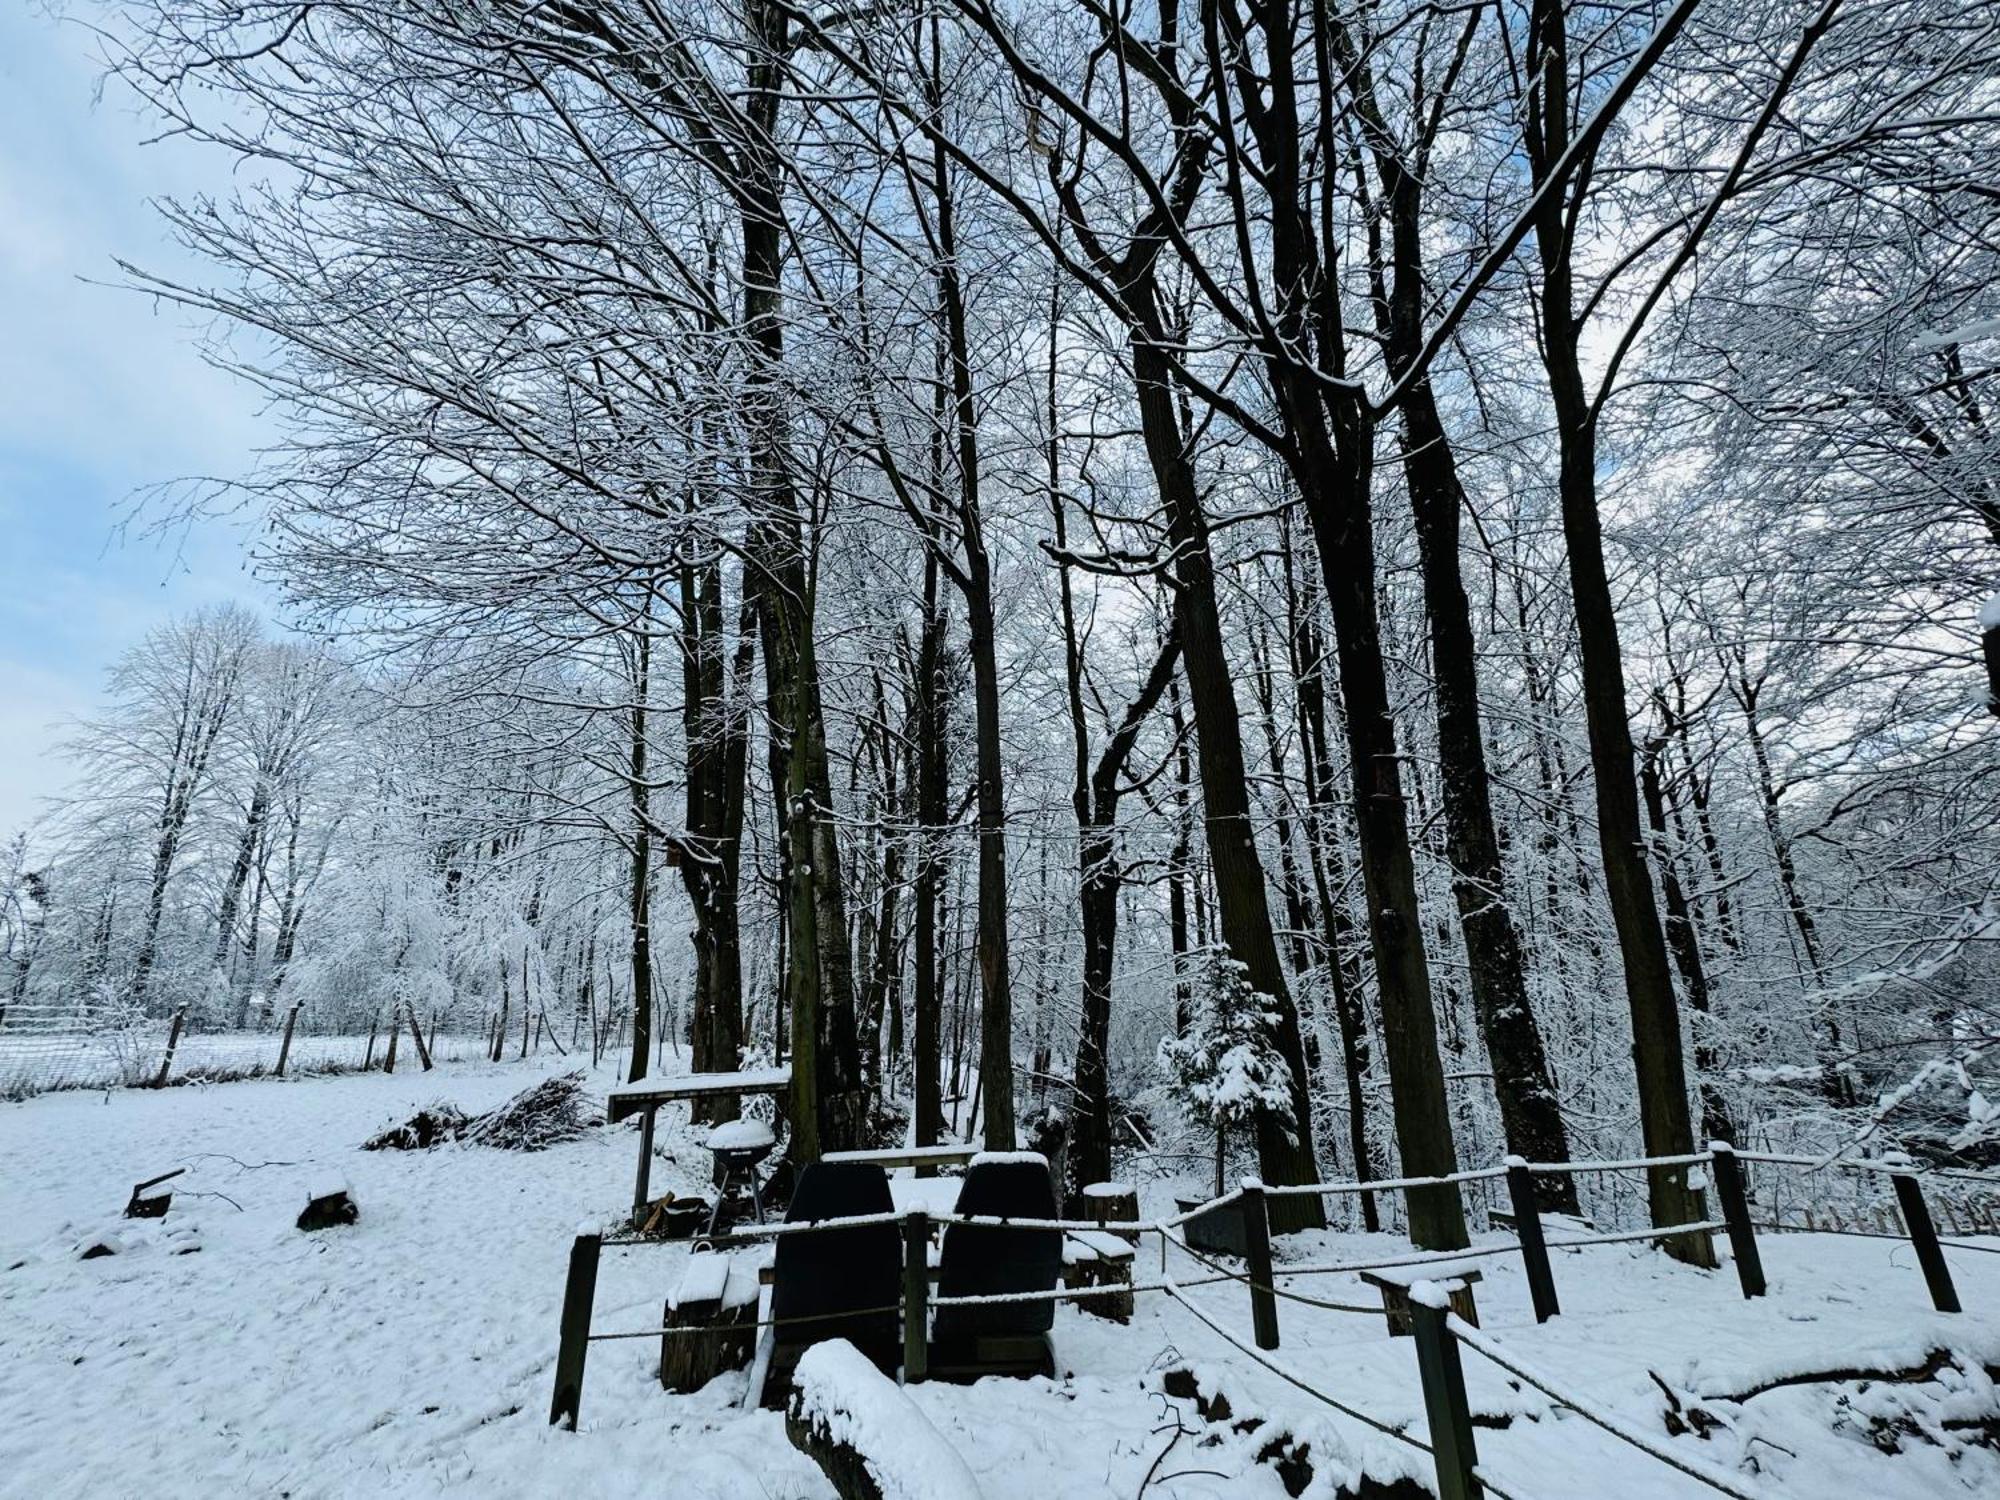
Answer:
[1641, 728, 1735, 1149]
[1349, 94, 1577, 1201]
[626, 621, 655, 1085]
[912, 553, 949, 1152]
[1522, 0, 1712, 1263]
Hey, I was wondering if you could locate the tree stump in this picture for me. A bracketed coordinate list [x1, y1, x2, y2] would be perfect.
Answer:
[297, 1173, 358, 1232]
[785, 1339, 984, 1500]
[660, 1255, 759, 1394]
[1081, 1181, 1140, 1242]
[1061, 1231, 1136, 1324]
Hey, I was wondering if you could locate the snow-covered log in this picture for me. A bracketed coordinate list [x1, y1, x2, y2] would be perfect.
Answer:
[784, 1340, 983, 1500]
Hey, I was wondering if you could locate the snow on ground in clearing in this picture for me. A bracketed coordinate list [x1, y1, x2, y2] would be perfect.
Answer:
[3, 1062, 1998, 1498]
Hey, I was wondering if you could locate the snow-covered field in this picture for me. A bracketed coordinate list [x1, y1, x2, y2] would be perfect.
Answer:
[4, 1060, 1997, 1499]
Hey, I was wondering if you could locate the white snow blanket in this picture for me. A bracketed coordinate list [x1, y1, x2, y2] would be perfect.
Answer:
[3, 1053, 1999, 1498]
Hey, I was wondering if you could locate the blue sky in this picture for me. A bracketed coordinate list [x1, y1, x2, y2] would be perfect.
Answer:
[1, 6, 275, 838]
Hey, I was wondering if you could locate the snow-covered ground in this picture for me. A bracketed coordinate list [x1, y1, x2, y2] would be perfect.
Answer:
[3, 1061, 1997, 1499]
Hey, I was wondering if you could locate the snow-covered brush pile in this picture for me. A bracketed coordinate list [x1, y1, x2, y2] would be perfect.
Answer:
[363, 1072, 592, 1153]
[363, 1103, 472, 1151]
[461, 1072, 592, 1151]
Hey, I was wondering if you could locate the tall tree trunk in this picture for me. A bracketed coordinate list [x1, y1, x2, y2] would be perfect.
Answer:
[912, 554, 948, 1150]
[1525, 0, 1711, 1262]
[626, 623, 654, 1085]
[1128, 316, 1325, 1231]
[1641, 737, 1735, 1147]
[740, 0, 862, 1154]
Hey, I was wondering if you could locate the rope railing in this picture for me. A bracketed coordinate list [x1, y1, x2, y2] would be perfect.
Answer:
[1160, 1277, 1436, 1456]
[1446, 1312, 1768, 1500]
[554, 1136, 1980, 1467]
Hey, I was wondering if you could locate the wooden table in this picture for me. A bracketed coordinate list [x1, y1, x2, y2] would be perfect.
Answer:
[606, 1067, 792, 1221]
[823, 1143, 979, 1174]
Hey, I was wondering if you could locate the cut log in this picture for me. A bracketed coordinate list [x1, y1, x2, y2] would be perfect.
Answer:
[785, 1339, 984, 1500]
[298, 1173, 358, 1232]
[660, 1254, 759, 1394]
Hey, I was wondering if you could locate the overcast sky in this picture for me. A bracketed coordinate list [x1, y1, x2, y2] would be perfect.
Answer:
[0, 6, 276, 840]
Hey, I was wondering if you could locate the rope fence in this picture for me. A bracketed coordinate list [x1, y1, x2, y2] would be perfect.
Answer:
[551, 1139, 1995, 1499]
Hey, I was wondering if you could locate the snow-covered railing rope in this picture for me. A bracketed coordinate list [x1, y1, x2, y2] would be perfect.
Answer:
[1446, 1313, 1768, 1500]
[1169, 1228, 1383, 1315]
[589, 1267, 1246, 1343]
[1260, 1164, 1510, 1198]
[1159, 1277, 1435, 1456]
[1541, 1219, 1725, 1252]
[1738, 1149, 2000, 1185]
[1750, 1219, 2000, 1255]
[1274, 1239, 1531, 1280]
[1517, 1151, 1712, 1175]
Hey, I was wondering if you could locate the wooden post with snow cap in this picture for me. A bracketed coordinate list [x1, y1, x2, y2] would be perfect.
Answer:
[1708, 1142, 1765, 1299]
[152, 1005, 188, 1089]
[1411, 1288, 1482, 1500]
[1504, 1157, 1560, 1322]
[1240, 1178, 1280, 1350]
[550, 1229, 602, 1428]
[1892, 1174, 1960, 1313]
[275, 1002, 302, 1078]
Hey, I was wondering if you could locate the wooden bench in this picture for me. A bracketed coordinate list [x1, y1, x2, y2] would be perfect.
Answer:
[1357, 1263, 1481, 1337]
[823, 1143, 978, 1174]
[1061, 1230, 1137, 1323]
[661, 1252, 762, 1393]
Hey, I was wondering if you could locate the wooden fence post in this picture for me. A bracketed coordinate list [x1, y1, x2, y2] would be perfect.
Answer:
[1240, 1179, 1281, 1351]
[903, 1212, 929, 1384]
[1892, 1174, 1960, 1313]
[1411, 1297, 1483, 1500]
[1505, 1158, 1560, 1322]
[1708, 1143, 1765, 1299]
[152, 1005, 188, 1089]
[549, 1231, 602, 1428]
[631, 1105, 658, 1224]
[275, 1002, 303, 1078]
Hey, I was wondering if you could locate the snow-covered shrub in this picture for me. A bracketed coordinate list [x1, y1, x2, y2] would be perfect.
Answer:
[1157, 954, 1294, 1196]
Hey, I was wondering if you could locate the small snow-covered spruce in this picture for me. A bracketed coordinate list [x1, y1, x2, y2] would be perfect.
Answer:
[1158, 954, 1294, 1198]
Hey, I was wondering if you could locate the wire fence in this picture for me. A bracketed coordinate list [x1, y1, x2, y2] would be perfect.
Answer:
[0, 997, 527, 1099]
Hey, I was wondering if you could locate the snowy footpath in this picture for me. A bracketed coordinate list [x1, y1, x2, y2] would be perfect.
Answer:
[4, 1064, 1998, 1499]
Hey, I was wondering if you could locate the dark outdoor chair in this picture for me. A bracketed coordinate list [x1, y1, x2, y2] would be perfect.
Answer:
[762, 1160, 900, 1406]
[929, 1153, 1062, 1381]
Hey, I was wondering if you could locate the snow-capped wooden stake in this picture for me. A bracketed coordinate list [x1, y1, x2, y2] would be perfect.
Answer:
[1411, 1296, 1482, 1500]
[1240, 1180, 1280, 1351]
[1708, 1143, 1765, 1299]
[549, 1231, 602, 1429]
[1505, 1159, 1560, 1322]
[1891, 1174, 1959, 1314]
[902, 1211, 929, 1383]
[275, 1002, 303, 1077]
[152, 1005, 189, 1089]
